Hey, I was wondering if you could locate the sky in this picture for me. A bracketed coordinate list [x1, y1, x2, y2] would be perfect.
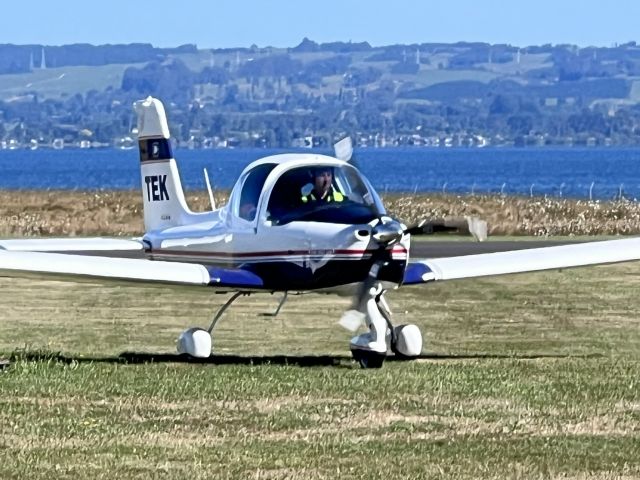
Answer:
[1, 1, 639, 49]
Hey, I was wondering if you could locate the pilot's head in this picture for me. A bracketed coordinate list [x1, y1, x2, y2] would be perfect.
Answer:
[312, 166, 333, 194]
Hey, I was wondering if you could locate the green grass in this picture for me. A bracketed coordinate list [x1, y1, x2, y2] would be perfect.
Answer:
[385, 68, 501, 88]
[0, 63, 145, 100]
[477, 53, 552, 75]
[1, 259, 640, 479]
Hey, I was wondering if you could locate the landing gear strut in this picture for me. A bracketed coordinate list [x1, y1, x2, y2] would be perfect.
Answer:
[348, 283, 423, 369]
[177, 292, 248, 358]
[176, 291, 290, 358]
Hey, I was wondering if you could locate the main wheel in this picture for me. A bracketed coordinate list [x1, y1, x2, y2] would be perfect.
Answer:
[390, 324, 423, 359]
[177, 327, 212, 358]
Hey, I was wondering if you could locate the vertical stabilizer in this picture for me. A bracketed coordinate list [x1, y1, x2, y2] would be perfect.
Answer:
[134, 97, 195, 232]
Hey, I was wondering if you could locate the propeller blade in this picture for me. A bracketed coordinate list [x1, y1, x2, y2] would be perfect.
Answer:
[352, 258, 378, 301]
[333, 136, 353, 162]
[339, 309, 365, 332]
[403, 217, 488, 240]
[334, 136, 365, 173]
[402, 219, 429, 236]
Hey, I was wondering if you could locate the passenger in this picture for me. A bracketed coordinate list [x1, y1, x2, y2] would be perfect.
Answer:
[301, 167, 344, 203]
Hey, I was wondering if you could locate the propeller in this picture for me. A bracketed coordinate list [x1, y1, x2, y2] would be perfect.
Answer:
[339, 216, 423, 332]
[332, 136, 434, 331]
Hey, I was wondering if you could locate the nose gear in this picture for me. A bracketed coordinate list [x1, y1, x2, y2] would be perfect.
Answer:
[347, 283, 423, 369]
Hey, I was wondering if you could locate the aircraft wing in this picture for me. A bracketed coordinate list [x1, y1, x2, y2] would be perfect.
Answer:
[404, 237, 640, 284]
[0, 250, 265, 290]
[0, 237, 144, 252]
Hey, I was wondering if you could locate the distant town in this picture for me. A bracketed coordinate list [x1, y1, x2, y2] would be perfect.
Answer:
[2, 39, 640, 149]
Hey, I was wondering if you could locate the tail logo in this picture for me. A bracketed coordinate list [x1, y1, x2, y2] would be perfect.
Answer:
[144, 175, 170, 201]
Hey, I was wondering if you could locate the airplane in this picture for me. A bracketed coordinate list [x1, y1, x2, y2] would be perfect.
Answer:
[2, 96, 640, 368]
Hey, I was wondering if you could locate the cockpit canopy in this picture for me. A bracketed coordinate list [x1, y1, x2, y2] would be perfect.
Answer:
[231, 160, 385, 225]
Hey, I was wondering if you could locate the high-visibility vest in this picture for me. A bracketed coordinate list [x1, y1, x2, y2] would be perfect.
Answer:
[301, 189, 344, 203]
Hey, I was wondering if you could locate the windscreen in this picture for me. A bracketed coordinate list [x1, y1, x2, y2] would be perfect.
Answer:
[266, 164, 384, 224]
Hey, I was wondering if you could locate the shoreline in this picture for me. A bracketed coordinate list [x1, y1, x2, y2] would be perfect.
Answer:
[2, 190, 640, 237]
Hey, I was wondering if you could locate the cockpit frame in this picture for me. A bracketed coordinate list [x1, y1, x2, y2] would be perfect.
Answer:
[227, 154, 386, 229]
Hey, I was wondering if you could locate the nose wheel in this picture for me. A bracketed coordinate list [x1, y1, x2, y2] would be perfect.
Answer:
[347, 287, 423, 368]
[350, 348, 386, 369]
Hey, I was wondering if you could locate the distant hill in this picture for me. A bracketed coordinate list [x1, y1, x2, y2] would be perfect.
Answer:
[0, 43, 197, 74]
[2, 40, 640, 147]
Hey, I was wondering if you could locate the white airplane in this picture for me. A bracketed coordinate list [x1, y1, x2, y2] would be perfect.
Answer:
[2, 96, 640, 368]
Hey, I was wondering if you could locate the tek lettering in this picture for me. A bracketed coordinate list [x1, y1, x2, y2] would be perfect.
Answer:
[144, 175, 170, 201]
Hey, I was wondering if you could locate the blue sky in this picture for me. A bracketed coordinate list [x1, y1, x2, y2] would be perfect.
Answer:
[1, 1, 639, 48]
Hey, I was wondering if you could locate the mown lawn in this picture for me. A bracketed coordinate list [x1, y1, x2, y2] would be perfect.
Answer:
[1, 260, 639, 479]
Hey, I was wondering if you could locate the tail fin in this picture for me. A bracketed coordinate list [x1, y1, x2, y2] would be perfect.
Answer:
[134, 97, 195, 232]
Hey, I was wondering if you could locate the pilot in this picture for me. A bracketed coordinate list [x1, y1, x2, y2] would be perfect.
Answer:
[301, 167, 344, 203]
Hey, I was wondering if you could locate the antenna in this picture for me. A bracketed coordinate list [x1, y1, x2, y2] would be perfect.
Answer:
[203, 168, 216, 211]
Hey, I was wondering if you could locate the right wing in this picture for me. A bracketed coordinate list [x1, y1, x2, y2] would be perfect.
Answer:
[0, 250, 265, 290]
[0, 237, 143, 252]
[404, 237, 640, 284]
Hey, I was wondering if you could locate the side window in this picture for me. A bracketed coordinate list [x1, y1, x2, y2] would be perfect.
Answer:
[238, 164, 276, 221]
[267, 168, 310, 222]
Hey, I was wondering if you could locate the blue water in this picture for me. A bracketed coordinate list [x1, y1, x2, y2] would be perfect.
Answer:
[1, 147, 640, 200]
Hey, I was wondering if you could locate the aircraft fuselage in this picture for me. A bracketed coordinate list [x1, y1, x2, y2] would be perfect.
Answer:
[143, 219, 410, 291]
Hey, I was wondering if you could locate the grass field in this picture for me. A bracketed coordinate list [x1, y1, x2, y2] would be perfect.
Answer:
[0, 64, 145, 101]
[1, 258, 639, 479]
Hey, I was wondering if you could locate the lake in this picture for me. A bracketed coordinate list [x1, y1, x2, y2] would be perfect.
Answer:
[1, 147, 640, 200]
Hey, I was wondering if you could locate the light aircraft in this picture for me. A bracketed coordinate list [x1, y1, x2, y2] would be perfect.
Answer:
[2, 96, 640, 368]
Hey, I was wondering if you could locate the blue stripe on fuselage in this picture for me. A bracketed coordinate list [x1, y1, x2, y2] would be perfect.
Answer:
[207, 267, 265, 288]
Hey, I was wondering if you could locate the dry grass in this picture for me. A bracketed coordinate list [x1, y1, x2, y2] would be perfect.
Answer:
[385, 194, 640, 236]
[3, 190, 640, 237]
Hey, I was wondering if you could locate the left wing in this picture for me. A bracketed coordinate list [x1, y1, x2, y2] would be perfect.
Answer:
[0, 250, 265, 290]
[404, 237, 640, 284]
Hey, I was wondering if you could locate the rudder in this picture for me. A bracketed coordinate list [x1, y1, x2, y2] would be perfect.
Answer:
[134, 97, 195, 232]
